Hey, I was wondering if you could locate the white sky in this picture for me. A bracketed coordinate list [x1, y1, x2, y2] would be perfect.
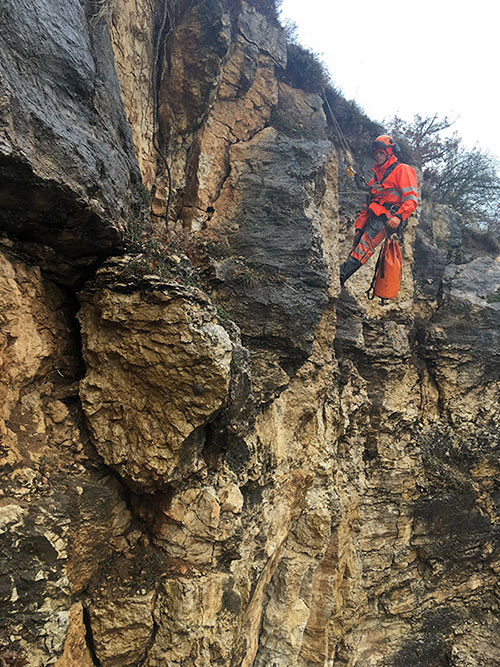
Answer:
[279, 0, 500, 160]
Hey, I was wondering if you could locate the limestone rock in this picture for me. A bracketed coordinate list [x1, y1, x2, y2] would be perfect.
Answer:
[1, 0, 499, 665]
[205, 125, 336, 402]
[148, 0, 286, 227]
[109, 0, 157, 189]
[423, 256, 500, 405]
[145, 574, 238, 667]
[78, 258, 234, 491]
[0, 0, 142, 279]
[0, 250, 137, 666]
[0, 247, 75, 421]
[53, 603, 93, 667]
[89, 591, 155, 666]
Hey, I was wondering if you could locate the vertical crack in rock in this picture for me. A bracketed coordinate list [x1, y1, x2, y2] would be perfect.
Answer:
[82, 605, 103, 667]
[2, 1, 500, 665]
[135, 584, 162, 667]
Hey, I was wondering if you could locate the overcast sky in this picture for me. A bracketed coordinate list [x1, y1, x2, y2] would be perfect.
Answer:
[279, 0, 500, 160]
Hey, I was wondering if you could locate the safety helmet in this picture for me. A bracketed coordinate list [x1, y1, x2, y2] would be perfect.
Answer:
[371, 134, 399, 156]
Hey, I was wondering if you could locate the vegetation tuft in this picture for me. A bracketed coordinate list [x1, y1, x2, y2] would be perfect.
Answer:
[196, 239, 232, 260]
[486, 288, 500, 304]
[0, 649, 28, 667]
[282, 43, 329, 94]
[323, 85, 384, 153]
[122, 220, 197, 284]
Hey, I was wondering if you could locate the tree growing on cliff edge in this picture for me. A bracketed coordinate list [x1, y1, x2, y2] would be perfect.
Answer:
[390, 114, 500, 232]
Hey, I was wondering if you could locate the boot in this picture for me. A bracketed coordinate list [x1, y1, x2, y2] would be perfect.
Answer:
[340, 256, 362, 285]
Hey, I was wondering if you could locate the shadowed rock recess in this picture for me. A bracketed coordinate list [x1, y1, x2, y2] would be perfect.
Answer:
[0, 1, 499, 665]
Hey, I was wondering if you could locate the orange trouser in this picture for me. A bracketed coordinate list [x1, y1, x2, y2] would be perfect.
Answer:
[340, 214, 388, 285]
[351, 214, 388, 264]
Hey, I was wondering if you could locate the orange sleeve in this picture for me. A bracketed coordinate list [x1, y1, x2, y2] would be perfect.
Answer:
[395, 164, 418, 221]
[354, 207, 370, 230]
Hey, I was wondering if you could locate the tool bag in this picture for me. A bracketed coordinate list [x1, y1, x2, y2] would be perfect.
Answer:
[366, 237, 403, 302]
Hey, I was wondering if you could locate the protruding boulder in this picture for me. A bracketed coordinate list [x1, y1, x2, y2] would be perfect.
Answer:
[78, 258, 234, 491]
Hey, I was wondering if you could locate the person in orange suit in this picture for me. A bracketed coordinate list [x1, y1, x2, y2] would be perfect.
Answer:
[340, 134, 418, 285]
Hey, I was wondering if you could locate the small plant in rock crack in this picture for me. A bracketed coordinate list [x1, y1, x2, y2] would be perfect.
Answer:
[135, 182, 152, 210]
[123, 220, 201, 284]
[123, 221, 177, 279]
[214, 303, 231, 321]
[0, 649, 28, 667]
[200, 239, 232, 259]
[231, 259, 292, 288]
[486, 288, 500, 303]
[230, 266, 267, 289]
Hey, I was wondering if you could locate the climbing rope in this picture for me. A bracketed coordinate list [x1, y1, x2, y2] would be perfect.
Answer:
[321, 90, 369, 191]
[322, 91, 351, 156]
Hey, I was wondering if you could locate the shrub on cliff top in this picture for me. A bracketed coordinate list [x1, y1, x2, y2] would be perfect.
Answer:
[283, 43, 330, 94]
[247, 0, 283, 20]
[322, 85, 384, 159]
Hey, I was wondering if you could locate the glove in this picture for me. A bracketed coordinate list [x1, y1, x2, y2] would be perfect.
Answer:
[387, 215, 402, 230]
[352, 229, 363, 249]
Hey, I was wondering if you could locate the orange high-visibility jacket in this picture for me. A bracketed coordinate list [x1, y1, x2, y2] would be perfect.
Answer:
[354, 155, 418, 230]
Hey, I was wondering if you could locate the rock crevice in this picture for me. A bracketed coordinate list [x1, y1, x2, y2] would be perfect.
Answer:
[1, 1, 499, 666]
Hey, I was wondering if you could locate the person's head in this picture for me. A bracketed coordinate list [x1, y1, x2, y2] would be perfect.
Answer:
[371, 135, 398, 164]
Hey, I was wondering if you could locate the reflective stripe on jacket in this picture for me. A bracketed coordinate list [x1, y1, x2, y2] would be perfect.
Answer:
[354, 155, 418, 230]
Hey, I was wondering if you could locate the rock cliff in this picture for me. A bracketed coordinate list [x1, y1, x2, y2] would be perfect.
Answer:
[0, 1, 499, 666]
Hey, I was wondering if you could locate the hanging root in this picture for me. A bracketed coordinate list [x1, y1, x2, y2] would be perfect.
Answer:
[152, 0, 182, 227]
[90, 0, 118, 24]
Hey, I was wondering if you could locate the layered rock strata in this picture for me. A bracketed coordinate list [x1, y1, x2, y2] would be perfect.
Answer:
[0, 1, 499, 666]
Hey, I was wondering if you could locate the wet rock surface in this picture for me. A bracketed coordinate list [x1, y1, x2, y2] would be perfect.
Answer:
[0, 0, 142, 280]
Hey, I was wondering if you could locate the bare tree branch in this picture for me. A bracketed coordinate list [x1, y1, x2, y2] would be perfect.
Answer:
[389, 114, 500, 230]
